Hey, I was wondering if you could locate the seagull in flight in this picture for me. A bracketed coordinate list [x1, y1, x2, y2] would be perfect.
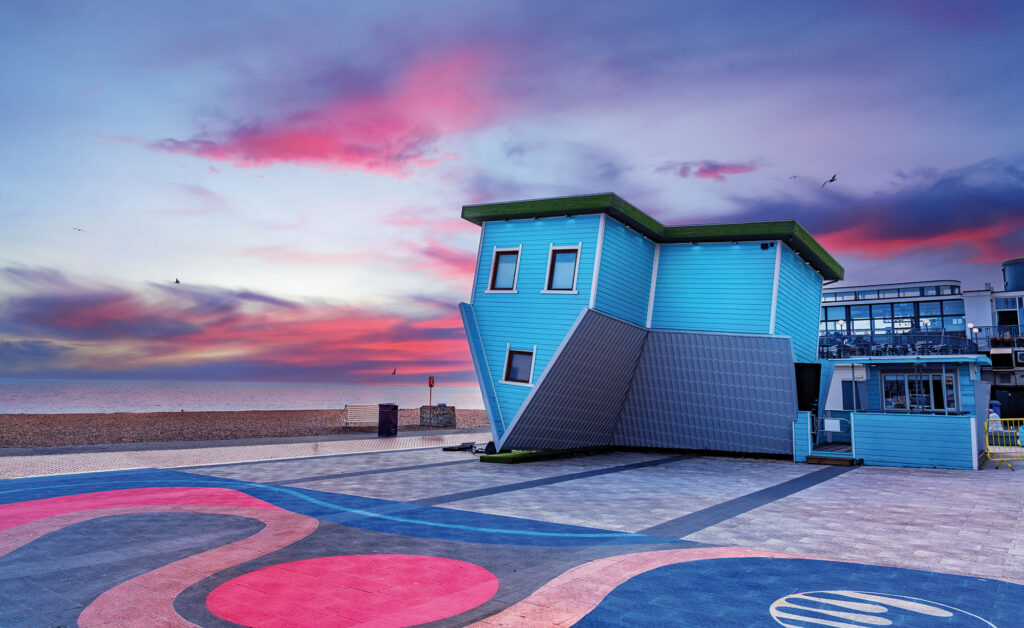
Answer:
[392, 368, 397, 375]
[821, 173, 839, 188]
[73, 227, 85, 232]
[174, 278, 180, 284]
[788, 175, 798, 180]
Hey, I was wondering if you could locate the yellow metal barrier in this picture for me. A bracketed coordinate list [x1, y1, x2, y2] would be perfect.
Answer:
[986, 418, 1024, 470]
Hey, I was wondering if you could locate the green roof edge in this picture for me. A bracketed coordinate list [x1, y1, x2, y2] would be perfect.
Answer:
[461, 193, 844, 281]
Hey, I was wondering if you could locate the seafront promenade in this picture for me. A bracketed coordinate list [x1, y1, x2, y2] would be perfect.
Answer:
[2, 429, 1023, 626]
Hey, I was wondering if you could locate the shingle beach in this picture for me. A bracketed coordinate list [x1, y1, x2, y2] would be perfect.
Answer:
[0, 408, 488, 448]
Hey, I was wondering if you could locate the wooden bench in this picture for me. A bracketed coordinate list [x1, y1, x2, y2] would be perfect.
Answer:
[344, 404, 379, 427]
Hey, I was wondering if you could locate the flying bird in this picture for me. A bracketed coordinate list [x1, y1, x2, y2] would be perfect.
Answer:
[821, 173, 839, 188]
[174, 278, 180, 284]
[392, 368, 397, 375]
[73, 227, 84, 232]
[788, 175, 798, 179]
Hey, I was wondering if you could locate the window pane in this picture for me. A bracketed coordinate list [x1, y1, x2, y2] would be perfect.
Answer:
[931, 375, 945, 410]
[940, 285, 955, 295]
[884, 375, 907, 410]
[880, 289, 899, 298]
[873, 317, 892, 332]
[908, 377, 931, 411]
[823, 293, 837, 302]
[506, 351, 533, 383]
[893, 318, 914, 333]
[825, 306, 847, 320]
[548, 250, 577, 290]
[491, 252, 518, 290]
[858, 290, 878, 300]
[918, 301, 941, 316]
[899, 287, 921, 297]
[893, 302, 915, 317]
[995, 298, 1016, 310]
[941, 300, 965, 315]
[922, 286, 938, 296]
[943, 316, 966, 331]
[849, 305, 871, 319]
[919, 316, 940, 332]
[852, 319, 871, 334]
[835, 291, 855, 301]
[871, 304, 892, 317]
[945, 375, 957, 410]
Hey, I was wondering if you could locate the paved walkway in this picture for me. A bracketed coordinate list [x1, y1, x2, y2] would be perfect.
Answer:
[0, 428, 491, 479]
[1, 433, 1022, 626]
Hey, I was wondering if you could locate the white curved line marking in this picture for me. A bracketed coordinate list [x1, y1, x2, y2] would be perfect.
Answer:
[770, 590, 997, 628]
[772, 609, 888, 628]
[830, 591, 953, 617]
[791, 593, 887, 613]
[775, 598, 891, 624]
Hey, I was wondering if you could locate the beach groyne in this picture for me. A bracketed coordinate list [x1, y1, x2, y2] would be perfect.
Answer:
[0, 408, 488, 449]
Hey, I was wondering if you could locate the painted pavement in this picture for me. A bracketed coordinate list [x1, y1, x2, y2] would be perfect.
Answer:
[1, 465, 1022, 627]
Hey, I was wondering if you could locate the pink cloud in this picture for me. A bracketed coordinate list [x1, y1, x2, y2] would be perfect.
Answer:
[0, 269, 477, 385]
[413, 239, 476, 282]
[657, 160, 756, 181]
[816, 214, 1024, 264]
[153, 48, 502, 174]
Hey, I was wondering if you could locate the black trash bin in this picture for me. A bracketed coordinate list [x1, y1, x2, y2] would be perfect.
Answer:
[377, 403, 398, 437]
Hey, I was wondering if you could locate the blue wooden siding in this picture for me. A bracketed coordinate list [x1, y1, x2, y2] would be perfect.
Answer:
[470, 215, 600, 437]
[794, 411, 811, 462]
[651, 241, 775, 333]
[959, 365, 975, 412]
[773, 246, 823, 363]
[852, 412, 975, 469]
[594, 216, 656, 326]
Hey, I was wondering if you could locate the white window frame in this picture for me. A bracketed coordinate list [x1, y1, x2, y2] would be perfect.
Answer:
[485, 245, 521, 293]
[500, 343, 536, 387]
[540, 242, 582, 294]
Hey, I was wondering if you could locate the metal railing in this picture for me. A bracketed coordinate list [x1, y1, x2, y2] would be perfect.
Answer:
[971, 325, 1024, 351]
[818, 332, 978, 359]
[986, 418, 1024, 470]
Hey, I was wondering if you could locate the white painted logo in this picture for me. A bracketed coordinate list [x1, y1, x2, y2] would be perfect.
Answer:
[769, 590, 995, 627]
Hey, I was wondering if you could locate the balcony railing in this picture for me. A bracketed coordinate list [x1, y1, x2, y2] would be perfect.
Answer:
[818, 332, 978, 359]
[970, 325, 1024, 351]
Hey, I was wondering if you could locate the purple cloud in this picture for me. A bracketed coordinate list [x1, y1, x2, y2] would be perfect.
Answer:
[657, 160, 757, 181]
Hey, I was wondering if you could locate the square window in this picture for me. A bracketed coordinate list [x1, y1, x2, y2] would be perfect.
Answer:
[504, 350, 533, 384]
[489, 250, 519, 291]
[546, 247, 579, 291]
[941, 300, 965, 315]
[919, 301, 941, 317]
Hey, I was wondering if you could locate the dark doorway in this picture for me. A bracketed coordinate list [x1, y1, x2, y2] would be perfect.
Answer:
[794, 363, 822, 412]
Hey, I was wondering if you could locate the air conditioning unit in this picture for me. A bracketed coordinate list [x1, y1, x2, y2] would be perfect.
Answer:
[997, 373, 1014, 385]
[1016, 350, 1024, 366]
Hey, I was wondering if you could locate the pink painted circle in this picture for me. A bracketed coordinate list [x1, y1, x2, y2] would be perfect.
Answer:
[206, 554, 499, 627]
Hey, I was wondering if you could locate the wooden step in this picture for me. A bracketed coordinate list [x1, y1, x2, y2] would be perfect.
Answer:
[806, 455, 857, 466]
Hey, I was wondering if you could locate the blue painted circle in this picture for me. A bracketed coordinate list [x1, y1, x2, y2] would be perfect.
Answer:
[576, 558, 1022, 627]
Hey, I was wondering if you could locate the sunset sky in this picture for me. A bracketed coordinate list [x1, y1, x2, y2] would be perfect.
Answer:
[1, 1, 1023, 386]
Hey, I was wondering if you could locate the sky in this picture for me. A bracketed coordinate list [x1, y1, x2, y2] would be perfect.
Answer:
[1, 1, 1023, 386]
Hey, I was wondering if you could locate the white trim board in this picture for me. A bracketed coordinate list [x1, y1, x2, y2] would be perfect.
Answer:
[646, 242, 660, 328]
[589, 213, 606, 309]
[769, 240, 782, 334]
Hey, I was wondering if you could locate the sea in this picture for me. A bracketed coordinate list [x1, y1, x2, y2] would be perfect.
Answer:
[0, 378, 484, 414]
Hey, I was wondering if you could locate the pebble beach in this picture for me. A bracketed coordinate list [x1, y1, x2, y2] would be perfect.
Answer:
[0, 408, 489, 449]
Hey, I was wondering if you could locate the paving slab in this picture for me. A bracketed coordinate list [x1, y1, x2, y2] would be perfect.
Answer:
[1, 437, 1022, 626]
